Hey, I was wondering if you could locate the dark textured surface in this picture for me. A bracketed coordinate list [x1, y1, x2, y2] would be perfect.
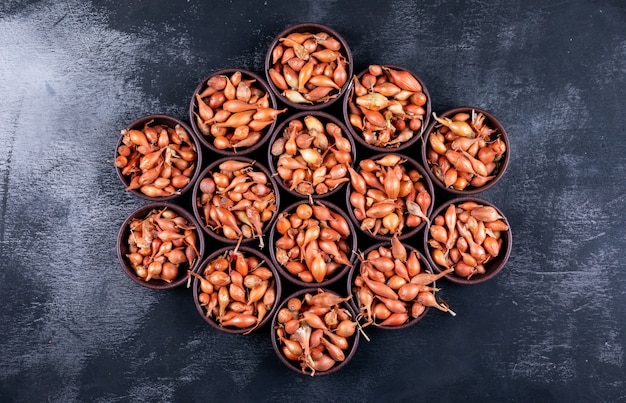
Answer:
[1, 0, 625, 401]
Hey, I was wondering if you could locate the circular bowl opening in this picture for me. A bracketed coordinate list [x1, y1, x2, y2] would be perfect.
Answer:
[347, 238, 451, 330]
[346, 152, 435, 241]
[264, 22, 353, 111]
[342, 64, 431, 153]
[270, 287, 360, 376]
[115, 114, 202, 201]
[423, 196, 513, 284]
[191, 245, 282, 334]
[268, 199, 357, 288]
[190, 156, 280, 249]
[267, 110, 356, 199]
[421, 106, 510, 194]
[189, 68, 283, 156]
[117, 202, 205, 290]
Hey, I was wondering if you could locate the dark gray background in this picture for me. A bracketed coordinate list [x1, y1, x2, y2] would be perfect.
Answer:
[1, 0, 624, 402]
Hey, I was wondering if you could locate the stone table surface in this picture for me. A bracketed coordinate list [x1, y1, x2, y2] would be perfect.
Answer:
[1, 1, 625, 402]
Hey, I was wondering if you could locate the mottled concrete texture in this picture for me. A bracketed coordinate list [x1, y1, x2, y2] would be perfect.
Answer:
[1, 0, 624, 401]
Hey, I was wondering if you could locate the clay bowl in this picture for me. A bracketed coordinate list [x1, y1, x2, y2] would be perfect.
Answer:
[423, 196, 513, 285]
[343, 64, 431, 153]
[264, 22, 353, 111]
[117, 202, 205, 290]
[345, 152, 435, 241]
[268, 199, 357, 288]
[189, 68, 282, 156]
[347, 240, 443, 330]
[267, 110, 356, 199]
[190, 156, 280, 249]
[191, 245, 282, 334]
[421, 106, 510, 194]
[115, 114, 202, 201]
[270, 288, 360, 376]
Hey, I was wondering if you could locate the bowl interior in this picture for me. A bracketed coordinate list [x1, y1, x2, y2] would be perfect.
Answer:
[190, 156, 280, 248]
[188, 68, 279, 156]
[347, 241, 434, 330]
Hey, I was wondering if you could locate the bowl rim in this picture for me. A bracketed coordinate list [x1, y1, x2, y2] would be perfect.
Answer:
[268, 199, 357, 288]
[117, 201, 206, 290]
[270, 287, 360, 376]
[345, 151, 435, 241]
[190, 245, 282, 334]
[190, 155, 280, 248]
[266, 110, 357, 199]
[188, 68, 279, 156]
[115, 114, 203, 202]
[420, 105, 510, 195]
[342, 63, 432, 153]
[264, 22, 354, 111]
[422, 195, 513, 285]
[347, 240, 434, 330]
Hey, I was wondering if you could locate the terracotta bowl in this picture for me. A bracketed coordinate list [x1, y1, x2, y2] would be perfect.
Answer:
[343, 64, 431, 153]
[421, 106, 510, 194]
[423, 196, 513, 284]
[264, 22, 353, 111]
[189, 68, 282, 156]
[268, 199, 357, 288]
[345, 152, 435, 241]
[117, 202, 205, 290]
[190, 156, 280, 249]
[267, 110, 356, 199]
[270, 288, 360, 376]
[347, 239, 444, 330]
[115, 114, 202, 201]
[191, 245, 282, 334]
